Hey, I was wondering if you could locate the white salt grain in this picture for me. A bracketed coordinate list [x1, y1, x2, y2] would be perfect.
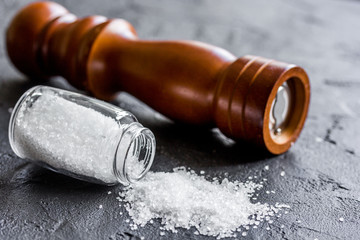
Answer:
[99, 205, 103, 209]
[108, 191, 112, 195]
[126, 153, 146, 181]
[264, 165, 269, 170]
[339, 217, 344, 222]
[118, 167, 289, 239]
[280, 171, 285, 177]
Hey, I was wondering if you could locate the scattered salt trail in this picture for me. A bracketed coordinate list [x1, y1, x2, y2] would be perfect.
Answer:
[118, 167, 290, 239]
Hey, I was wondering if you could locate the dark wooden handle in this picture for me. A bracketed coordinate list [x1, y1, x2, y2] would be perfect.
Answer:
[6, 1, 310, 154]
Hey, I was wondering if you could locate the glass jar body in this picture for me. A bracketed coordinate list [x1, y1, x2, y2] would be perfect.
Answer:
[9, 86, 156, 185]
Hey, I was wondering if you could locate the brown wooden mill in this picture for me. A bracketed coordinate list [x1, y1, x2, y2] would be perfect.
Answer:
[6, 1, 310, 154]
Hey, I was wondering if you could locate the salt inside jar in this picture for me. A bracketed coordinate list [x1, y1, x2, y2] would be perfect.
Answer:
[8, 86, 156, 185]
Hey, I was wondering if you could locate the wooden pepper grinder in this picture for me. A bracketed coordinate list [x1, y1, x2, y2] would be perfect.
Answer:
[6, 1, 310, 154]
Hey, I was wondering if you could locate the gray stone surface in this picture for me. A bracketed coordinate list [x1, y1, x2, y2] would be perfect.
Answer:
[1, 0, 360, 239]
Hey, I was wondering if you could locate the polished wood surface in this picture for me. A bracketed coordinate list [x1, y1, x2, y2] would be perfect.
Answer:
[6, 1, 310, 154]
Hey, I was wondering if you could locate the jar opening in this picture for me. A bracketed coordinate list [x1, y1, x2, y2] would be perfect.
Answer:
[114, 123, 155, 185]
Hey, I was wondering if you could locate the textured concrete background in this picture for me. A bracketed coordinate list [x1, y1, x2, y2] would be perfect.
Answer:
[1, 0, 360, 239]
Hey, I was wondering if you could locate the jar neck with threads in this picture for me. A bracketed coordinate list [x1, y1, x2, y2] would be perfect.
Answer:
[114, 121, 156, 185]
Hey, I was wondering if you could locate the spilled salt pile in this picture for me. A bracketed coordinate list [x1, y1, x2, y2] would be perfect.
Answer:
[118, 167, 290, 239]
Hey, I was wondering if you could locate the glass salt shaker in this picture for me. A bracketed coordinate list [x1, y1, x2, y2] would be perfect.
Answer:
[8, 86, 156, 185]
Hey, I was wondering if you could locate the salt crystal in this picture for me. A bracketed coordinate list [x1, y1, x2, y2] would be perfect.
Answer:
[315, 137, 323, 143]
[242, 232, 247, 236]
[108, 191, 112, 195]
[159, 232, 165, 236]
[200, 170, 205, 174]
[264, 165, 269, 170]
[99, 205, 103, 209]
[280, 171, 285, 177]
[339, 217, 344, 222]
[118, 167, 289, 239]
